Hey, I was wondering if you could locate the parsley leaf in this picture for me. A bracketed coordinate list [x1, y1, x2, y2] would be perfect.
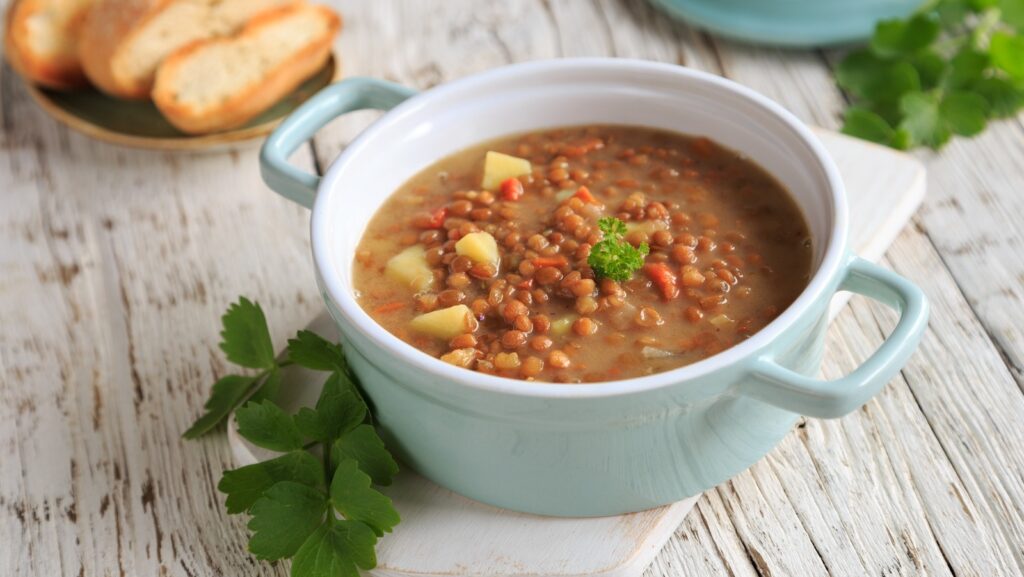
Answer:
[990, 32, 1024, 79]
[220, 297, 276, 369]
[247, 366, 282, 405]
[218, 450, 323, 514]
[835, 2, 1024, 149]
[247, 481, 328, 560]
[288, 330, 347, 371]
[941, 91, 989, 135]
[836, 50, 921, 104]
[182, 374, 259, 439]
[870, 14, 940, 57]
[974, 77, 1024, 116]
[236, 400, 305, 452]
[190, 297, 401, 576]
[292, 522, 378, 577]
[294, 372, 367, 442]
[841, 107, 909, 149]
[332, 425, 400, 486]
[899, 92, 951, 148]
[330, 459, 401, 536]
[588, 217, 649, 281]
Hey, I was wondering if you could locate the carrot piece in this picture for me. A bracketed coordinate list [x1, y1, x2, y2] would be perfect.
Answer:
[500, 177, 524, 201]
[573, 186, 601, 205]
[644, 263, 680, 300]
[373, 301, 407, 314]
[532, 256, 568, 268]
[426, 207, 447, 229]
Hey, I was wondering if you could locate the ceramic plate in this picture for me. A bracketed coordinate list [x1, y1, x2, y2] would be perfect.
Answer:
[25, 54, 340, 151]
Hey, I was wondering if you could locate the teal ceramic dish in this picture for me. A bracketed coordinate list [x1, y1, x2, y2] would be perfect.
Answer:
[649, 0, 922, 47]
[260, 59, 928, 517]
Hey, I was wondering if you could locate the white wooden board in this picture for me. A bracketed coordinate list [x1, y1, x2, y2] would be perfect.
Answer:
[229, 128, 925, 577]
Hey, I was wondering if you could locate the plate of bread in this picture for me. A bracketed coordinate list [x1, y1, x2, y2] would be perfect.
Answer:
[4, 0, 342, 150]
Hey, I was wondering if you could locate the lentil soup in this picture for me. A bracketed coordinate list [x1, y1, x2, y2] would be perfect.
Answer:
[353, 125, 812, 383]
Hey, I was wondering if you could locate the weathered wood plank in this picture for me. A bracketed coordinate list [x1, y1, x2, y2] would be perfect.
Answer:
[0, 55, 320, 575]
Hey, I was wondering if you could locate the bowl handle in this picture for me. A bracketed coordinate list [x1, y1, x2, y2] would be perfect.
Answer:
[260, 78, 418, 208]
[743, 255, 929, 418]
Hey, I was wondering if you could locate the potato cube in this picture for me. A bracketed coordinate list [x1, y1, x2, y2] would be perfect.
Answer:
[386, 245, 434, 292]
[410, 305, 477, 340]
[440, 348, 478, 368]
[455, 231, 499, 265]
[550, 315, 576, 337]
[482, 151, 532, 191]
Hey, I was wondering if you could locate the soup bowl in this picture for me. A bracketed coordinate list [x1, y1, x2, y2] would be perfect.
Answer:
[260, 58, 928, 517]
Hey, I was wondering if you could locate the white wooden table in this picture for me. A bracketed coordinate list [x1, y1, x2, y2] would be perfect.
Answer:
[2, 1, 1023, 575]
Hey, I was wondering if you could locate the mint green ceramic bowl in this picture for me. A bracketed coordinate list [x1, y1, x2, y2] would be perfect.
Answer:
[649, 0, 922, 47]
[260, 59, 928, 517]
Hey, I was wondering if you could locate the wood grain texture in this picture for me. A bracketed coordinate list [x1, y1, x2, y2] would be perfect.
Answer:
[2, 0, 1022, 576]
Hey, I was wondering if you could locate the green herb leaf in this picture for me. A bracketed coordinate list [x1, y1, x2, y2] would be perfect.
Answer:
[836, 50, 921, 103]
[834, 4, 1023, 150]
[218, 450, 323, 514]
[330, 459, 400, 536]
[292, 522, 378, 577]
[236, 400, 305, 452]
[597, 216, 627, 238]
[182, 374, 259, 439]
[332, 425, 400, 486]
[870, 14, 940, 57]
[899, 92, 950, 149]
[841, 107, 904, 148]
[288, 330, 347, 371]
[1001, 0, 1024, 30]
[974, 77, 1024, 116]
[248, 366, 282, 405]
[193, 297, 402, 576]
[946, 48, 989, 89]
[295, 372, 367, 442]
[588, 217, 649, 282]
[247, 482, 328, 560]
[911, 50, 947, 89]
[220, 297, 276, 369]
[941, 91, 990, 135]
[990, 32, 1024, 79]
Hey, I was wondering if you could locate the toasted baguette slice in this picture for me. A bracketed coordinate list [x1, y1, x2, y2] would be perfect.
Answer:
[78, 0, 299, 99]
[153, 4, 340, 134]
[4, 0, 95, 89]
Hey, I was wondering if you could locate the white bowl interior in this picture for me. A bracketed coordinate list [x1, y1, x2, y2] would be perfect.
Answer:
[313, 60, 846, 395]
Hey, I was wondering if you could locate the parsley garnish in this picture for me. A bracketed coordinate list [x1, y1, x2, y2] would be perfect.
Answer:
[836, 0, 1024, 150]
[185, 298, 399, 577]
[588, 217, 649, 281]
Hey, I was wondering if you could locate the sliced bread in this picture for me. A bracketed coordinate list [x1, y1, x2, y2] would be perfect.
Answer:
[152, 3, 340, 134]
[77, 0, 299, 99]
[4, 0, 95, 89]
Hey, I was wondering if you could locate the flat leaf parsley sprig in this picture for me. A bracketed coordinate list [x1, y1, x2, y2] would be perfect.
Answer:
[588, 216, 650, 281]
[837, 0, 1024, 150]
[185, 297, 400, 577]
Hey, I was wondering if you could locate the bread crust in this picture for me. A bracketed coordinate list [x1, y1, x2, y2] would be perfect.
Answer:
[77, 0, 166, 99]
[5, 0, 92, 89]
[78, 0, 303, 100]
[152, 4, 341, 134]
